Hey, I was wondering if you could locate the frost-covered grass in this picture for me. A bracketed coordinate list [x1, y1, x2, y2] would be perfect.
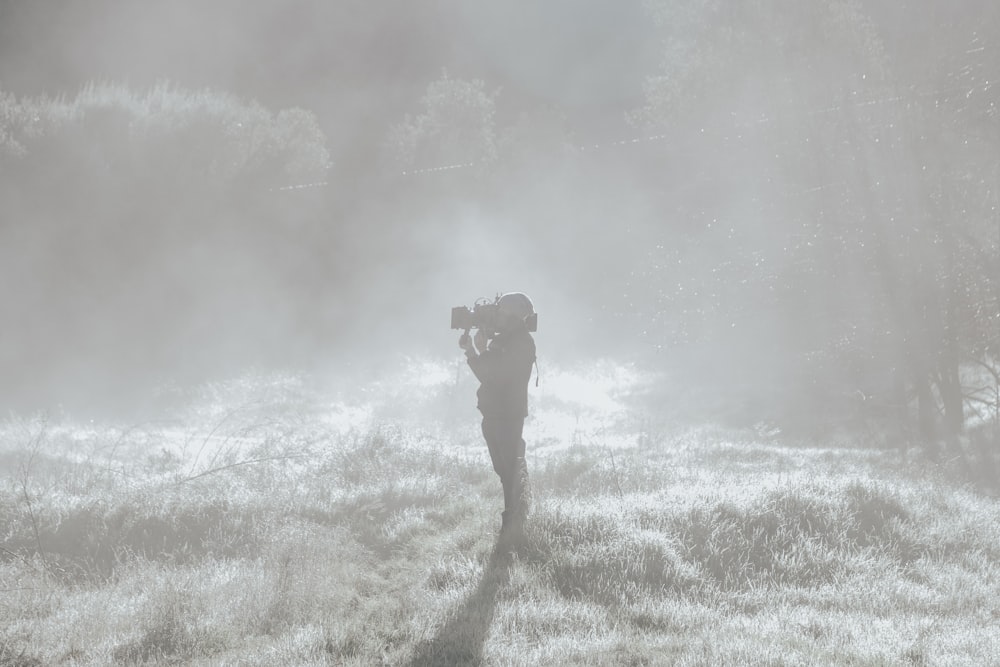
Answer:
[1, 362, 999, 666]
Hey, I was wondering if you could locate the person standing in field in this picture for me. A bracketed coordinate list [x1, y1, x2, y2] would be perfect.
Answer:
[459, 292, 536, 532]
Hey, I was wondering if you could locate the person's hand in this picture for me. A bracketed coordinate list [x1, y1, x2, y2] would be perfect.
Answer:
[459, 332, 472, 351]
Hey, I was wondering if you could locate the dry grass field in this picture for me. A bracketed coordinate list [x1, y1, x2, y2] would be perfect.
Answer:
[2, 361, 999, 666]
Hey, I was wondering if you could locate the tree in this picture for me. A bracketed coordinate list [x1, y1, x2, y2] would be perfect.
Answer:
[631, 1, 893, 423]
[385, 71, 499, 175]
[633, 0, 997, 443]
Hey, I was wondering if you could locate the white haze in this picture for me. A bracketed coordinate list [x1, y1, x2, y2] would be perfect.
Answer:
[0, 1, 994, 429]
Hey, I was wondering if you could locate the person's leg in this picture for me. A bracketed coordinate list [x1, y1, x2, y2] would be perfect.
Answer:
[482, 418, 508, 477]
[482, 418, 525, 530]
[500, 419, 529, 528]
[482, 418, 512, 528]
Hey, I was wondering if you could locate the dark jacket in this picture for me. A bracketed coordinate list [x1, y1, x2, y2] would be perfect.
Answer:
[467, 328, 536, 418]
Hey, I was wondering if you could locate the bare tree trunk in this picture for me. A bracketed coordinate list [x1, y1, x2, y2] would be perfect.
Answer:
[913, 367, 937, 437]
[938, 343, 964, 437]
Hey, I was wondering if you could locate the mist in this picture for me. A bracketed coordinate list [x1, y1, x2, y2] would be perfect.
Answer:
[3, 4, 1000, 662]
[1, 0, 997, 443]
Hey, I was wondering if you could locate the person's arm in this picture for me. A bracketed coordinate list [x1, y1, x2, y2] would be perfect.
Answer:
[467, 334, 533, 386]
[462, 329, 493, 382]
[459, 329, 487, 358]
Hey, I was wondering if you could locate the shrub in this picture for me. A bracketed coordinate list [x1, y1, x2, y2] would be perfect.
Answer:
[0, 81, 336, 401]
[386, 71, 499, 174]
[0, 87, 33, 158]
[2, 80, 330, 198]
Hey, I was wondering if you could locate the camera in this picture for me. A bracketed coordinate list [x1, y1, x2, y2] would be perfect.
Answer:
[451, 299, 538, 333]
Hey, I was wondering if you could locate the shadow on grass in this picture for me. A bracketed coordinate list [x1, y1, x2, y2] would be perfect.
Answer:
[405, 530, 521, 667]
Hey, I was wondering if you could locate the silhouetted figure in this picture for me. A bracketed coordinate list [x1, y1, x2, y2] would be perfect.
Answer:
[459, 292, 536, 532]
